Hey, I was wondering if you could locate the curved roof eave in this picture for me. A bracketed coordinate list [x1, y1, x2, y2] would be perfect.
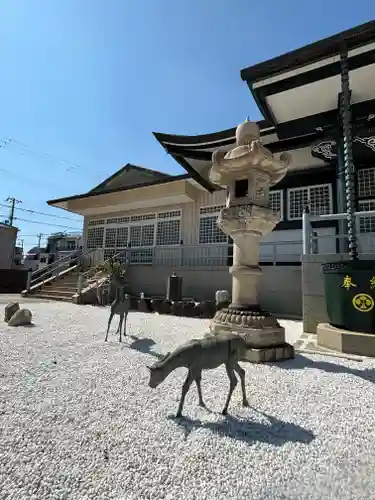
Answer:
[153, 119, 274, 150]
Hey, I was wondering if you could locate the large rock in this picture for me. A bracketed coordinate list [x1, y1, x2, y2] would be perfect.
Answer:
[8, 308, 33, 327]
[4, 302, 20, 323]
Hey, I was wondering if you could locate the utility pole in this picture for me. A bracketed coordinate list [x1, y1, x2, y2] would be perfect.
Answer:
[5, 197, 22, 226]
[37, 233, 43, 247]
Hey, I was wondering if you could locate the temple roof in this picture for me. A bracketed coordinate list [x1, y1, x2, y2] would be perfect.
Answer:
[153, 120, 277, 191]
[90, 163, 171, 193]
[154, 21, 375, 190]
[240, 20, 375, 138]
[154, 123, 328, 191]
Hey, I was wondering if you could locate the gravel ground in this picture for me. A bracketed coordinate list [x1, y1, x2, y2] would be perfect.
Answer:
[1, 302, 375, 500]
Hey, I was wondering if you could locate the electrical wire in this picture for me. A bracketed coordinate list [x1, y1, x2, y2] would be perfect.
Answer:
[3, 137, 103, 178]
[0, 214, 81, 230]
[0, 202, 81, 222]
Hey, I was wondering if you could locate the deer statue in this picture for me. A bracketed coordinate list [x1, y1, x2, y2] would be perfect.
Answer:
[97, 257, 131, 342]
[147, 333, 250, 417]
[105, 287, 131, 342]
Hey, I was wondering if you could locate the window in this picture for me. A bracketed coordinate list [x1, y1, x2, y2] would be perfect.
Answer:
[156, 220, 180, 245]
[87, 227, 104, 249]
[66, 240, 76, 250]
[104, 249, 117, 261]
[88, 219, 105, 226]
[129, 224, 155, 247]
[287, 184, 332, 220]
[199, 206, 227, 244]
[142, 224, 155, 246]
[200, 205, 224, 215]
[116, 227, 128, 247]
[130, 213, 156, 222]
[358, 167, 375, 198]
[129, 226, 141, 247]
[105, 228, 117, 248]
[235, 179, 248, 198]
[156, 210, 181, 246]
[269, 190, 283, 219]
[129, 248, 154, 264]
[358, 200, 375, 233]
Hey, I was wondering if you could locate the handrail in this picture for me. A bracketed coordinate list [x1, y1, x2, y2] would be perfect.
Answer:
[30, 248, 95, 285]
[303, 208, 375, 255]
[76, 249, 129, 298]
[80, 248, 129, 279]
[307, 209, 375, 223]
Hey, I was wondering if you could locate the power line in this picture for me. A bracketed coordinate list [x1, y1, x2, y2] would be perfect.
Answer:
[3, 137, 102, 178]
[0, 214, 81, 230]
[0, 202, 81, 222]
[0, 139, 102, 189]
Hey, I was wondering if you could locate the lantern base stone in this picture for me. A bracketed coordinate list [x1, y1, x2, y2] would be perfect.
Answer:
[210, 305, 295, 363]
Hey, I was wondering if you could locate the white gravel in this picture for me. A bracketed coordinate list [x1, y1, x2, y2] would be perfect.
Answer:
[1, 302, 375, 500]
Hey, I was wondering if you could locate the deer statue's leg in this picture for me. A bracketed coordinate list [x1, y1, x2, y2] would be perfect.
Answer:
[234, 362, 249, 407]
[176, 370, 194, 418]
[194, 371, 205, 408]
[118, 313, 124, 343]
[222, 363, 238, 415]
[123, 312, 128, 337]
[105, 311, 115, 342]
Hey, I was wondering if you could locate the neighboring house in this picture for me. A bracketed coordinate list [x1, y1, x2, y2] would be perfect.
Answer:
[46, 232, 83, 254]
[0, 223, 18, 269]
[24, 246, 47, 271]
[47, 22, 375, 316]
[13, 246, 23, 266]
[24, 233, 83, 271]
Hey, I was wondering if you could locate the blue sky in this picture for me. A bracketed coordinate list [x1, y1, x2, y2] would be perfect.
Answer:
[0, 0, 372, 250]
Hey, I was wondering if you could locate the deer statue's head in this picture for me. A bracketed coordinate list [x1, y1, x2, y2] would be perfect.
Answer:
[96, 258, 126, 280]
[147, 352, 171, 388]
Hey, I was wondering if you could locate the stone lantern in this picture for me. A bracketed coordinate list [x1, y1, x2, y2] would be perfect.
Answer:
[209, 119, 295, 362]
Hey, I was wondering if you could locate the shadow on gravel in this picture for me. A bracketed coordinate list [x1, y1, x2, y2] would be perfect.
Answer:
[125, 336, 165, 360]
[168, 409, 315, 446]
[274, 354, 375, 385]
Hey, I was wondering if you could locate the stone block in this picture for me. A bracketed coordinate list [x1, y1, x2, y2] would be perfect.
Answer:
[195, 301, 216, 318]
[151, 299, 172, 315]
[138, 297, 152, 313]
[8, 308, 32, 327]
[242, 343, 295, 364]
[317, 323, 375, 357]
[303, 294, 329, 334]
[4, 302, 20, 323]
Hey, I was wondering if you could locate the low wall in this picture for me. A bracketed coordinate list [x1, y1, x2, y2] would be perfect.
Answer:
[0, 269, 29, 293]
[125, 264, 302, 318]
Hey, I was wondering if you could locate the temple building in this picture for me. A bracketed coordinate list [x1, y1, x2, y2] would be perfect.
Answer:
[47, 20, 375, 318]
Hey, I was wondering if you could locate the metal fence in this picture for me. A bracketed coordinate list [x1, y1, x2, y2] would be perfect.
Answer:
[302, 209, 375, 255]
[93, 241, 303, 268]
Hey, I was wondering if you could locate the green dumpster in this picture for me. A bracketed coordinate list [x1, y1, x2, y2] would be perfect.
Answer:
[323, 260, 375, 334]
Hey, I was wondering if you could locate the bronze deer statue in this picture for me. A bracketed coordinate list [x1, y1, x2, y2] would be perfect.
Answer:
[147, 333, 249, 417]
[97, 257, 131, 343]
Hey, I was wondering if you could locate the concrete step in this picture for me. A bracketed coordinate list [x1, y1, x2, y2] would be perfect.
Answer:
[44, 285, 77, 292]
[28, 293, 73, 302]
[59, 278, 79, 284]
[38, 289, 75, 298]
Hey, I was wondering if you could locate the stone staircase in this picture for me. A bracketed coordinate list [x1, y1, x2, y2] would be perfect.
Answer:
[25, 270, 80, 302]
[22, 249, 129, 304]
